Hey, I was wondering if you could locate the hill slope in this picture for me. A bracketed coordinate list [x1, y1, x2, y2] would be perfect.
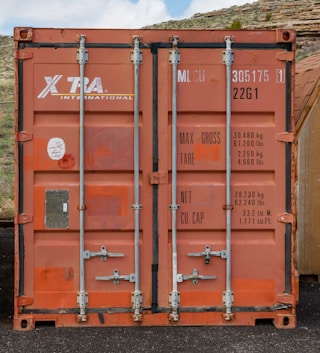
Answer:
[146, 0, 320, 60]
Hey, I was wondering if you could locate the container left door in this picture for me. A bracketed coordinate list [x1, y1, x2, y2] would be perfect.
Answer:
[15, 38, 155, 329]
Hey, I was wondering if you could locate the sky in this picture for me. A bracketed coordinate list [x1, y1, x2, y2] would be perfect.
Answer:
[0, 0, 256, 36]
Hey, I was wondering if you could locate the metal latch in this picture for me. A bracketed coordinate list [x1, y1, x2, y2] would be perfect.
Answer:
[169, 290, 180, 322]
[77, 35, 88, 64]
[274, 303, 292, 310]
[169, 36, 180, 64]
[188, 245, 227, 264]
[131, 290, 143, 322]
[149, 171, 166, 185]
[77, 291, 88, 322]
[223, 36, 234, 65]
[131, 35, 142, 64]
[83, 246, 124, 261]
[177, 269, 216, 285]
[96, 269, 135, 285]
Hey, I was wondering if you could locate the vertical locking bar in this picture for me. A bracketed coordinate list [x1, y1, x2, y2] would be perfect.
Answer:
[77, 34, 88, 322]
[169, 36, 180, 321]
[131, 35, 143, 321]
[223, 36, 234, 320]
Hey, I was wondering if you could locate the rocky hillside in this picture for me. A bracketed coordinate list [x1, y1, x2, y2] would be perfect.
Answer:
[147, 0, 320, 61]
[0, 35, 14, 81]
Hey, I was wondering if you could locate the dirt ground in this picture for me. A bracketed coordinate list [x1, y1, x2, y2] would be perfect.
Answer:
[0, 227, 319, 353]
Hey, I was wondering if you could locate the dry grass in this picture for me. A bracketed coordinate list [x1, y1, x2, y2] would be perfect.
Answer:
[0, 36, 14, 219]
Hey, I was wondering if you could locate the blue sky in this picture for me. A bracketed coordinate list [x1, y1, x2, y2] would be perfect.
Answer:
[161, 0, 193, 17]
[0, 0, 256, 36]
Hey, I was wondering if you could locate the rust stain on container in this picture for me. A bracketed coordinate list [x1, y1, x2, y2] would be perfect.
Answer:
[14, 28, 297, 330]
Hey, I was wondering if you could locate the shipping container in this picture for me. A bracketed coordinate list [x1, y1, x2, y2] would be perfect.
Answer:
[295, 52, 320, 277]
[14, 27, 297, 330]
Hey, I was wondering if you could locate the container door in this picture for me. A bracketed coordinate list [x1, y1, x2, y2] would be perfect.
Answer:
[16, 35, 156, 328]
[152, 38, 295, 326]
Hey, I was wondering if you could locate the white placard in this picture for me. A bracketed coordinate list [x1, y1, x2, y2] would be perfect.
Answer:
[47, 137, 66, 161]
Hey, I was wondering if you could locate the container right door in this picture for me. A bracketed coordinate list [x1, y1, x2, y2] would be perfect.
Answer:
[152, 35, 296, 328]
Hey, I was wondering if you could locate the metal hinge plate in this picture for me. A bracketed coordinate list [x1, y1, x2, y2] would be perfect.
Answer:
[17, 214, 33, 224]
[276, 132, 294, 143]
[149, 172, 166, 185]
[276, 213, 294, 224]
[15, 50, 33, 60]
[17, 131, 33, 142]
[276, 52, 294, 62]
[17, 296, 33, 307]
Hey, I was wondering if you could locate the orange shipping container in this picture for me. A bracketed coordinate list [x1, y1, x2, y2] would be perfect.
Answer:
[14, 28, 297, 330]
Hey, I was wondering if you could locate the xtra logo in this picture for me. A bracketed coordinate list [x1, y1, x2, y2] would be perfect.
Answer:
[37, 75, 133, 101]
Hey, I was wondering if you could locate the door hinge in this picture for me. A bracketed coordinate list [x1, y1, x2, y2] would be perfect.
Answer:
[276, 51, 294, 62]
[17, 214, 33, 224]
[149, 172, 166, 185]
[17, 296, 33, 307]
[17, 131, 33, 142]
[15, 50, 33, 60]
[276, 132, 294, 143]
[276, 213, 294, 224]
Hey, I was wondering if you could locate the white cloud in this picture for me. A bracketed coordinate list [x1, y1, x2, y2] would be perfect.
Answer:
[183, 0, 256, 18]
[94, 0, 170, 28]
[0, 0, 171, 34]
[0, 0, 256, 35]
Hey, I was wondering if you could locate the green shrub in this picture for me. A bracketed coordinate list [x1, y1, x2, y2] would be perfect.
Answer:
[227, 19, 242, 30]
[265, 13, 272, 22]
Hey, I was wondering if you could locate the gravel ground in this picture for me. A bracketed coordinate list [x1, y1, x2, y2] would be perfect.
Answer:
[1, 228, 320, 353]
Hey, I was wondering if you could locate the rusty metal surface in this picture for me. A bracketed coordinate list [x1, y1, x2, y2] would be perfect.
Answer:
[14, 28, 297, 329]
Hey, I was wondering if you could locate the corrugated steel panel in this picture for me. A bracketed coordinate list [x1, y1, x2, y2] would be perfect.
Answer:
[14, 28, 297, 330]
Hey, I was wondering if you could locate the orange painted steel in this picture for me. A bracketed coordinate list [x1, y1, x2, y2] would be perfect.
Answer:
[14, 28, 297, 330]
